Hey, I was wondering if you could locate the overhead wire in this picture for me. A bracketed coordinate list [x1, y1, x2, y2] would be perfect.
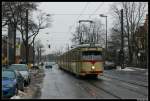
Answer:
[52, 14, 100, 15]
[68, 2, 90, 33]
[76, 2, 90, 21]
[88, 2, 105, 19]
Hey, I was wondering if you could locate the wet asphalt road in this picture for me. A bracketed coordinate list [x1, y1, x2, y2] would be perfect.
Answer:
[40, 64, 148, 99]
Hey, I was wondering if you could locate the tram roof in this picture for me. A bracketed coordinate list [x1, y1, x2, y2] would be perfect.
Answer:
[58, 44, 103, 57]
[71, 44, 103, 49]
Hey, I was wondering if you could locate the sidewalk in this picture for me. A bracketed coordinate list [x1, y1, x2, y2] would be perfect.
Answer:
[116, 66, 148, 76]
[116, 66, 135, 71]
[127, 67, 148, 71]
[116, 66, 148, 70]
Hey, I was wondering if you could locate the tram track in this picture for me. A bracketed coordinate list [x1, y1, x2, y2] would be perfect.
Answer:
[77, 78, 121, 99]
[104, 70, 148, 82]
[82, 77, 147, 99]
[86, 81, 121, 99]
[57, 66, 147, 98]
[98, 76, 148, 97]
[57, 69, 110, 98]
[103, 74, 148, 88]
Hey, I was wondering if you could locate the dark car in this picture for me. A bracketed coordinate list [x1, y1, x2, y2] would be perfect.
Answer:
[31, 65, 40, 70]
[8, 64, 31, 86]
[2, 69, 24, 98]
[45, 62, 53, 69]
[45, 65, 52, 69]
[104, 60, 116, 70]
[2, 64, 9, 68]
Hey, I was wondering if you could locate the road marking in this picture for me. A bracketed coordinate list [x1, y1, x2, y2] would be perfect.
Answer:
[102, 77, 112, 81]
[127, 67, 147, 71]
[121, 82, 138, 89]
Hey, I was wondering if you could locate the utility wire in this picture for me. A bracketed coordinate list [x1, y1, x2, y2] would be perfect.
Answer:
[52, 14, 100, 15]
[76, 2, 90, 20]
[69, 2, 90, 34]
[88, 2, 104, 19]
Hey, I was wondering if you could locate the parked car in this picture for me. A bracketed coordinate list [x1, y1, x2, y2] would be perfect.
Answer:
[2, 64, 9, 68]
[31, 65, 40, 70]
[2, 69, 24, 98]
[14, 70, 24, 91]
[8, 64, 31, 86]
[45, 65, 52, 69]
[104, 60, 116, 70]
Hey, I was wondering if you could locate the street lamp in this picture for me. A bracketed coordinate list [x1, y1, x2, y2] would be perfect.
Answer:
[100, 14, 107, 59]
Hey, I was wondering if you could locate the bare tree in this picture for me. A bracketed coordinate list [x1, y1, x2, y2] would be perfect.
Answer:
[107, 26, 121, 63]
[2, 2, 38, 64]
[2, 2, 51, 53]
[110, 2, 148, 66]
[34, 40, 44, 64]
[17, 10, 52, 47]
[2, 2, 38, 28]
[71, 18, 105, 46]
[92, 18, 105, 46]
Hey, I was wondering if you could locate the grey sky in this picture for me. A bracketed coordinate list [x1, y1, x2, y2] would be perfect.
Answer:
[2, 2, 147, 55]
[35, 2, 114, 55]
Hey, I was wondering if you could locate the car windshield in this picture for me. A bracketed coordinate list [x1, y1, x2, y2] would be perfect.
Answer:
[2, 70, 15, 79]
[9, 65, 28, 71]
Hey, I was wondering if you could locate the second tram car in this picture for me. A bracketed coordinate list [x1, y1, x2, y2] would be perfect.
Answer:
[57, 44, 104, 77]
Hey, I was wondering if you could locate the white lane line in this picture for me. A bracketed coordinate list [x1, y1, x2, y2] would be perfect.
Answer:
[102, 77, 112, 81]
[121, 82, 138, 89]
[127, 67, 147, 71]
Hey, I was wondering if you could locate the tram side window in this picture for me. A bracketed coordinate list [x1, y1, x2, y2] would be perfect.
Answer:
[82, 51, 103, 60]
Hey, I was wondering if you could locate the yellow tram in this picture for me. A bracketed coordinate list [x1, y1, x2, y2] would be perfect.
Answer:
[57, 44, 104, 77]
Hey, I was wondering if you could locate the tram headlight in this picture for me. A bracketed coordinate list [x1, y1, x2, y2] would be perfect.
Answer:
[91, 66, 95, 70]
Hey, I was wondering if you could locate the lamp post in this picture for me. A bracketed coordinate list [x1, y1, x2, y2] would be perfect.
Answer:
[33, 36, 36, 66]
[100, 14, 107, 59]
[26, 9, 28, 65]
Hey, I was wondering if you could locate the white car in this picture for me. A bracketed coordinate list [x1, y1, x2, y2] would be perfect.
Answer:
[104, 61, 116, 70]
[9, 64, 31, 86]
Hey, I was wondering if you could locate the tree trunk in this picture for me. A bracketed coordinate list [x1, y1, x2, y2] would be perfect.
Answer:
[128, 45, 133, 65]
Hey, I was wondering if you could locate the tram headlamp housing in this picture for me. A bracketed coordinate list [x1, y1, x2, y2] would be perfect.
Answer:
[91, 66, 95, 69]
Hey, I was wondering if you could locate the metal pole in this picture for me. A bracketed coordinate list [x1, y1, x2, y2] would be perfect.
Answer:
[79, 21, 82, 44]
[78, 20, 93, 44]
[121, 9, 124, 69]
[33, 38, 35, 66]
[106, 16, 107, 60]
[146, 15, 148, 69]
[26, 9, 28, 65]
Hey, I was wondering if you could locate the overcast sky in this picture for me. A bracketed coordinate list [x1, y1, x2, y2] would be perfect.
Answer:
[35, 2, 115, 55]
[2, 2, 147, 55]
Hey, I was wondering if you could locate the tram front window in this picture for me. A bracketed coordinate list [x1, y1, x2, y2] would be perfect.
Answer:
[82, 51, 102, 60]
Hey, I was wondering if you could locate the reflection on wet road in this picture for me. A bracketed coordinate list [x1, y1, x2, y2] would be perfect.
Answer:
[40, 64, 148, 99]
[41, 64, 94, 99]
